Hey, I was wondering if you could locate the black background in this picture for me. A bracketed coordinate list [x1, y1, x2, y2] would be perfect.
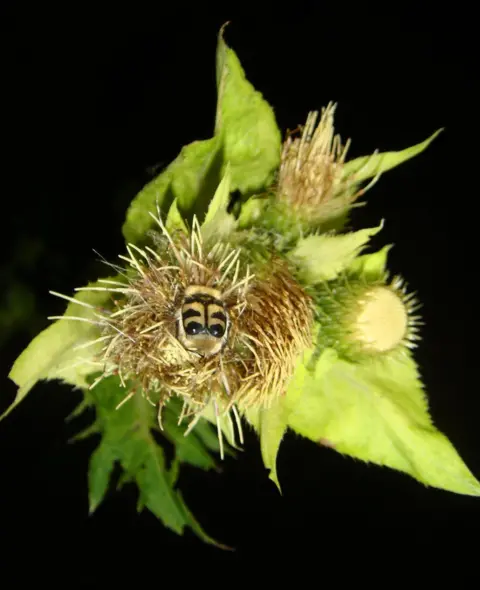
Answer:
[1, 1, 478, 578]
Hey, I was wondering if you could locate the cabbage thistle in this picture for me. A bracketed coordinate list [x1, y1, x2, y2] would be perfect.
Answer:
[4, 25, 478, 548]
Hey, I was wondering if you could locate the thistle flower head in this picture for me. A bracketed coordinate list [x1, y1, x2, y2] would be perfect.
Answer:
[277, 103, 378, 226]
[77, 213, 314, 456]
[315, 273, 422, 361]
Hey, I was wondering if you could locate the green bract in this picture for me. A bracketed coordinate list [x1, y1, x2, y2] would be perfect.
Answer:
[5, 25, 477, 550]
[343, 129, 444, 185]
[5, 283, 114, 421]
[284, 345, 480, 496]
[288, 221, 384, 283]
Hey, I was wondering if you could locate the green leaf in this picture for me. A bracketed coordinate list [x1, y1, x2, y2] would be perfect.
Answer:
[285, 349, 480, 496]
[190, 415, 228, 456]
[176, 491, 233, 550]
[116, 471, 135, 491]
[248, 404, 288, 492]
[88, 439, 117, 513]
[244, 348, 321, 491]
[86, 376, 227, 543]
[343, 129, 443, 184]
[165, 198, 188, 234]
[169, 458, 181, 487]
[199, 401, 241, 452]
[171, 137, 224, 222]
[203, 163, 231, 226]
[201, 165, 237, 243]
[89, 377, 185, 531]
[68, 422, 99, 444]
[162, 397, 233, 460]
[66, 396, 92, 423]
[122, 136, 223, 244]
[347, 244, 393, 281]
[161, 407, 218, 471]
[215, 26, 281, 194]
[288, 221, 384, 284]
[4, 282, 113, 422]
[135, 444, 183, 528]
[237, 196, 267, 229]
[122, 164, 175, 246]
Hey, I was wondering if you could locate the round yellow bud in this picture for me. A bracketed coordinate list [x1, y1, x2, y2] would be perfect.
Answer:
[351, 286, 409, 353]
